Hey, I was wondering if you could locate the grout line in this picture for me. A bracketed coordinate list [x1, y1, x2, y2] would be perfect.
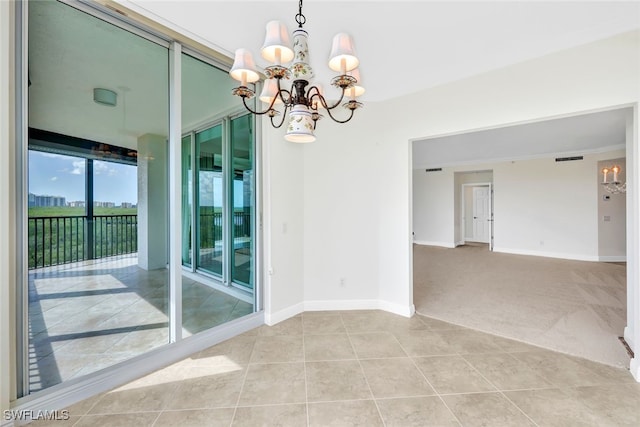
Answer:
[397, 338, 464, 426]
[459, 355, 542, 427]
[302, 334, 310, 427]
[228, 336, 257, 427]
[341, 314, 387, 427]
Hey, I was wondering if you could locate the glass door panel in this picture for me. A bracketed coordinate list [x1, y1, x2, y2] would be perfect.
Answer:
[196, 124, 223, 277]
[181, 135, 192, 266]
[230, 115, 254, 289]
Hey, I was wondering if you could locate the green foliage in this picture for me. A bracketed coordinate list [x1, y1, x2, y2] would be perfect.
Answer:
[29, 206, 137, 217]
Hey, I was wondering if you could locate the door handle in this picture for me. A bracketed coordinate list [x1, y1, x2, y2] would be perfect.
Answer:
[473, 217, 477, 219]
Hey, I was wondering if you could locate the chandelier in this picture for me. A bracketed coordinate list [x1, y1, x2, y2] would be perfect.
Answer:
[228, 0, 363, 143]
[601, 165, 626, 194]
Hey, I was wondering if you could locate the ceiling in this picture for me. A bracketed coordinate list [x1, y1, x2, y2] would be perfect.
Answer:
[412, 107, 630, 168]
[28, 1, 639, 153]
[125, 0, 640, 102]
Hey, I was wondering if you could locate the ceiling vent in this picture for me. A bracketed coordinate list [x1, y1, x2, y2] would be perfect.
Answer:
[555, 156, 583, 162]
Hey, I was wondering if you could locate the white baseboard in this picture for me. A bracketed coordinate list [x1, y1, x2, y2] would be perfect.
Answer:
[598, 255, 627, 262]
[304, 300, 415, 318]
[455, 241, 465, 247]
[624, 326, 635, 352]
[9, 313, 263, 423]
[492, 247, 599, 262]
[413, 240, 456, 249]
[264, 302, 304, 326]
[630, 357, 640, 382]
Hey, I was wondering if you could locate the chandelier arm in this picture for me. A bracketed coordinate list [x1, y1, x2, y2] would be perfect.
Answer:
[276, 78, 293, 105]
[309, 88, 347, 111]
[240, 96, 280, 116]
[270, 104, 290, 128]
[321, 104, 356, 124]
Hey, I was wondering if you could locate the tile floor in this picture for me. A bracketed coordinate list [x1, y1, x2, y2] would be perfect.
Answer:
[31, 310, 640, 426]
[28, 255, 253, 392]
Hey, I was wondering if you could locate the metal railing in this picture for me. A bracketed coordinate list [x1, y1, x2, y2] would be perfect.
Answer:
[199, 211, 251, 247]
[28, 214, 138, 269]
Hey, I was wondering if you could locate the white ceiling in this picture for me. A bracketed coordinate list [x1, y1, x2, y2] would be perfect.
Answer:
[29, 1, 640, 153]
[412, 107, 630, 169]
[125, 0, 640, 102]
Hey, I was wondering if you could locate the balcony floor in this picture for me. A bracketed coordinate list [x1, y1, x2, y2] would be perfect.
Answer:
[28, 254, 253, 393]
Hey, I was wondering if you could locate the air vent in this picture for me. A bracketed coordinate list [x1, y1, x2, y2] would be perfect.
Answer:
[555, 156, 583, 162]
[425, 168, 443, 172]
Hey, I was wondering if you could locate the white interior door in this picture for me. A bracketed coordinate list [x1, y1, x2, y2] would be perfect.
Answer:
[472, 186, 491, 243]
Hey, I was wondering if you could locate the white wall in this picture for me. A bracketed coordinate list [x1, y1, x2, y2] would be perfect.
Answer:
[413, 152, 623, 261]
[263, 123, 306, 323]
[413, 169, 454, 247]
[303, 110, 381, 308]
[368, 29, 639, 346]
[597, 157, 626, 260]
[492, 153, 619, 260]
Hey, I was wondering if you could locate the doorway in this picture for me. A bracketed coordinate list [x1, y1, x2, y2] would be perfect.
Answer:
[461, 183, 493, 249]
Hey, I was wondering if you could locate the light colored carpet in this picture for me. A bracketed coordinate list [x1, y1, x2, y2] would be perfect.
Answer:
[413, 243, 630, 368]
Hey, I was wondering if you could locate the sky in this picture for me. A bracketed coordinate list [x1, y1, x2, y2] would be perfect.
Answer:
[29, 150, 247, 207]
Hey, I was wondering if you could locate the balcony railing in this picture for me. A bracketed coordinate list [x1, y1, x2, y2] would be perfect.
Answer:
[29, 214, 138, 269]
[29, 211, 250, 269]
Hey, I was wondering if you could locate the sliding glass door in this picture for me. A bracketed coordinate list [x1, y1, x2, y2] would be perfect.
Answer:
[181, 115, 255, 290]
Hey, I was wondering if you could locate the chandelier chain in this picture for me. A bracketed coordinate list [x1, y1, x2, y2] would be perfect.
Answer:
[295, 0, 306, 28]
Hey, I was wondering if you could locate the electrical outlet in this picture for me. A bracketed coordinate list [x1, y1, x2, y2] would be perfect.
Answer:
[339, 278, 346, 288]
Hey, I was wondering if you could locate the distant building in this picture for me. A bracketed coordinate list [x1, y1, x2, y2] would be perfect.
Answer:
[120, 202, 134, 208]
[94, 201, 116, 208]
[28, 193, 66, 207]
[67, 201, 85, 208]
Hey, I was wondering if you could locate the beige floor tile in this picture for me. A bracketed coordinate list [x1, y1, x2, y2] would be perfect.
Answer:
[566, 384, 640, 426]
[417, 316, 464, 331]
[463, 353, 553, 390]
[341, 311, 393, 333]
[443, 392, 536, 427]
[64, 394, 102, 416]
[306, 360, 372, 402]
[259, 316, 303, 336]
[196, 335, 256, 366]
[376, 396, 460, 427]
[393, 330, 457, 357]
[74, 412, 159, 427]
[238, 362, 306, 406]
[88, 381, 179, 414]
[164, 366, 246, 409]
[505, 388, 604, 427]
[304, 334, 356, 361]
[435, 329, 505, 354]
[349, 332, 406, 359]
[360, 358, 435, 398]
[511, 350, 617, 387]
[231, 404, 307, 427]
[154, 408, 235, 427]
[308, 400, 384, 427]
[26, 416, 79, 426]
[413, 355, 496, 394]
[302, 314, 346, 335]
[250, 335, 304, 363]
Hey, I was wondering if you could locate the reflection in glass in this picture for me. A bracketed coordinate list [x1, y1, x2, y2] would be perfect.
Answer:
[231, 115, 254, 289]
[26, 0, 169, 394]
[196, 124, 224, 277]
[181, 135, 192, 266]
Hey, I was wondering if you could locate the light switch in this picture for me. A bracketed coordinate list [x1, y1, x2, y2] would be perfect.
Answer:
[603, 215, 611, 222]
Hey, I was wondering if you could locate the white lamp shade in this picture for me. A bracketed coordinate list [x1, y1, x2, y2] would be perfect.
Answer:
[230, 48, 260, 84]
[347, 68, 365, 97]
[285, 105, 316, 143]
[259, 79, 283, 105]
[261, 20, 294, 64]
[328, 33, 359, 73]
